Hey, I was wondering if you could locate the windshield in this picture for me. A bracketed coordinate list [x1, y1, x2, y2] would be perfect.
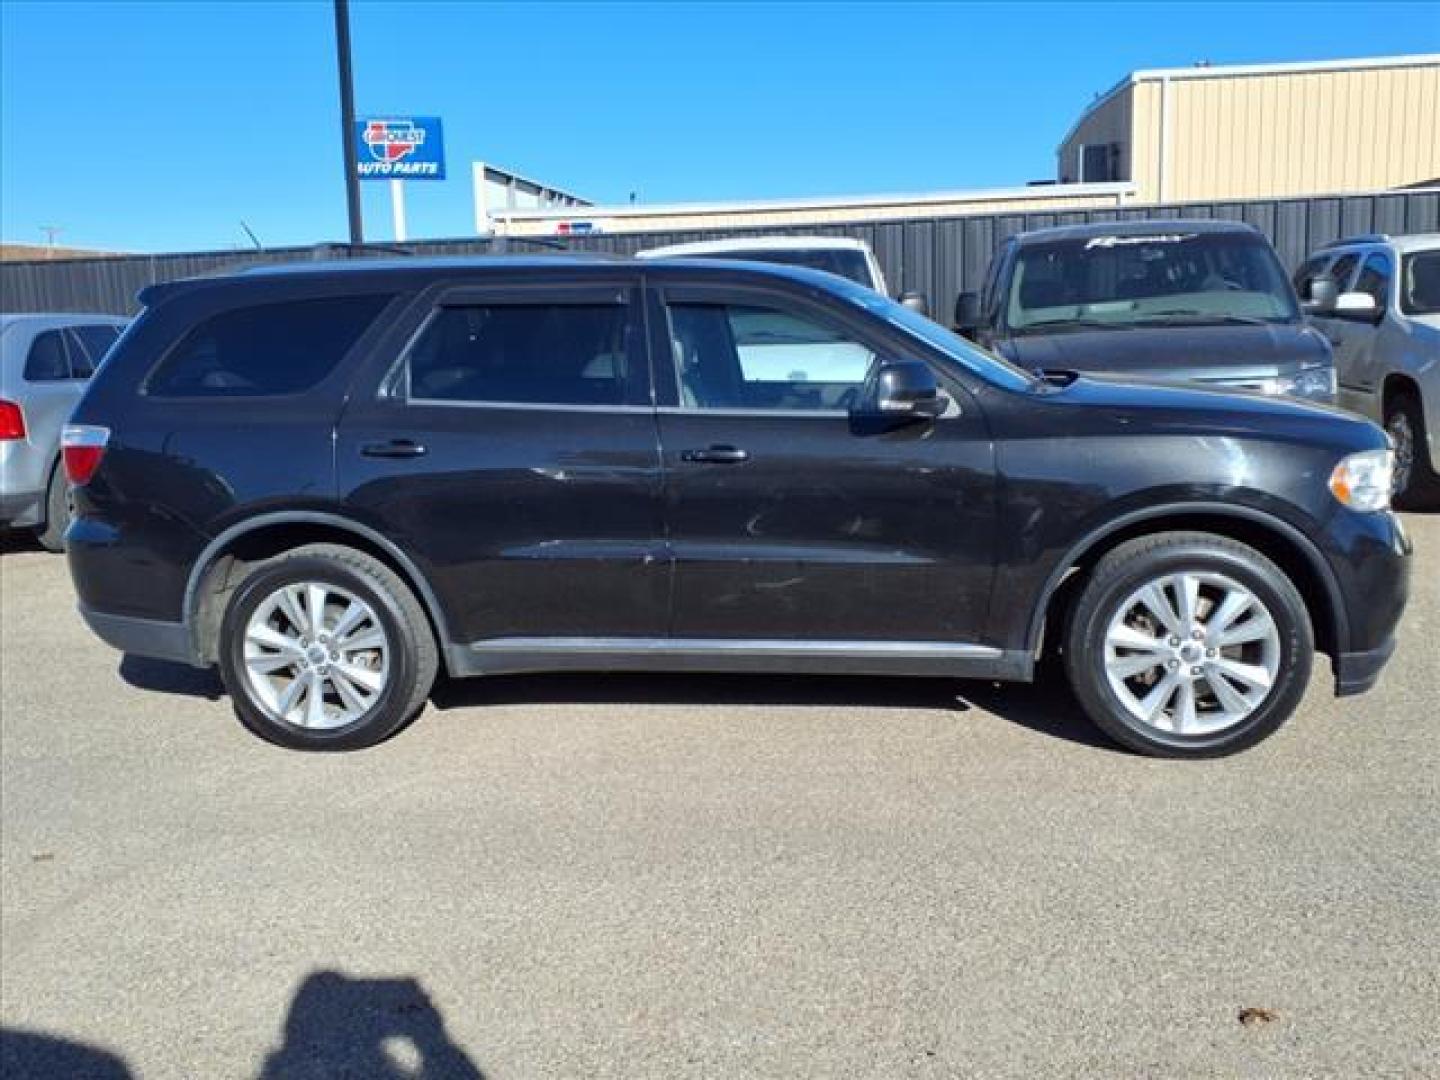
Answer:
[691, 247, 877, 289]
[1403, 250, 1440, 316]
[838, 281, 1035, 391]
[1005, 231, 1300, 332]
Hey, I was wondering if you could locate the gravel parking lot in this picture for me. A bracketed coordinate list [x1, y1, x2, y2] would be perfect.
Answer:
[1, 517, 1436, 1079]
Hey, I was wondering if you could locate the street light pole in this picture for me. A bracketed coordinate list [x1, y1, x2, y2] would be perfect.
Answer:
[333, 0, 364, 246]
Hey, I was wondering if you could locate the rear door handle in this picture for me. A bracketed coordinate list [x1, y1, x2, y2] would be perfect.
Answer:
[681, 445, 749, 464]
[361, 439, 427, 459]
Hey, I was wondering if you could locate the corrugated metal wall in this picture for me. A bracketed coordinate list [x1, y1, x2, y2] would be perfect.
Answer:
[2, 190, 1436, 318]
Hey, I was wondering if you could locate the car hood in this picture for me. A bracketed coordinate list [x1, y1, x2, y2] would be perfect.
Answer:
[999, 322, 1331, 383]
[1029, 369, 1382, 451]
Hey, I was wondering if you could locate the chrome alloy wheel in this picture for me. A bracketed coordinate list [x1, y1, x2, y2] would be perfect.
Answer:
[1103, 571, 1281, 736]
[242, 582, 390, 730]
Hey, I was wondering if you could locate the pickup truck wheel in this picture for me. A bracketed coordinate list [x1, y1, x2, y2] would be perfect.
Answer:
[1064, 532, 1313, 758]
[217, 544, 437, 750]
[1385, 393, 1440, 511]
[35, 460, 70, 553]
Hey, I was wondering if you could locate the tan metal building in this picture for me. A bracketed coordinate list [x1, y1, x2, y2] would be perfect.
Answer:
[1058, 54, 1440, 204]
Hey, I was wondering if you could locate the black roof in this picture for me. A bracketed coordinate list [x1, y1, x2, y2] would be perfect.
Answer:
[235, 253, 622, 278]
[1013, 219, 1262, 245]
[140, 253, 866, 307]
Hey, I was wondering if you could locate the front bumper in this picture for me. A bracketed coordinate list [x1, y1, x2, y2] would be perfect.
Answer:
[79, 606, 200, 667]
[1333, 637, 1398, 697]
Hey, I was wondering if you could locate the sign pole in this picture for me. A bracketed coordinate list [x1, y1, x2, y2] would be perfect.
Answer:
[333, 0, 364, 246]
[390, 179, 407, 242]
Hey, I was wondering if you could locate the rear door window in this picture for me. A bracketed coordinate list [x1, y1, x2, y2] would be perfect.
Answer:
[23, 330, 71, 381]
[147, 295, 390, 397]
[404, 302, 640, 407]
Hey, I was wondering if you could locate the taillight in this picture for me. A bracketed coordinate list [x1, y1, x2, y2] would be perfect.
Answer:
[62, 424, 110, 485]
[0, 399, 25, 440]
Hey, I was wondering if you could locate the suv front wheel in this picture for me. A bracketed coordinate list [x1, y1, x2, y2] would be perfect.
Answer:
[1064, 532, 1313, 757]
[217, 544, 438, 750]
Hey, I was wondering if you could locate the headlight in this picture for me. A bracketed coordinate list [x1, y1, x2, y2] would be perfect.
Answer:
[1266, 364, 1337, 402]
[1329, 448, 1394, 511]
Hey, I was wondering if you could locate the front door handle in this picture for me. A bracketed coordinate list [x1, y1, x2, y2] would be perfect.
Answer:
[361, 439, 427, 459]
[681, 445, 749, 465]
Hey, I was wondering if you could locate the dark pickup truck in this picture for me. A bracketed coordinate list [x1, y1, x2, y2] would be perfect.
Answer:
[954, 220, 1337, 403]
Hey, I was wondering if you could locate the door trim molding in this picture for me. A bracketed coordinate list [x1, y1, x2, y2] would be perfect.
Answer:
[447, 635, 1031, 681]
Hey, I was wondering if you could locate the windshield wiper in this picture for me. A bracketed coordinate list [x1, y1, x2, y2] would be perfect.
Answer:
[1014, 317, 1130, 333]
[1132, 310, 1272, 326]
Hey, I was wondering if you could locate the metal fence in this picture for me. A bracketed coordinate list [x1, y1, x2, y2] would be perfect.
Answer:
[3, 189, 1436, 318]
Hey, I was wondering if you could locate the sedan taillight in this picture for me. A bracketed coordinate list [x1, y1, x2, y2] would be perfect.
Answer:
[62, 424, 110, 485]
[0, 399, 25, 440]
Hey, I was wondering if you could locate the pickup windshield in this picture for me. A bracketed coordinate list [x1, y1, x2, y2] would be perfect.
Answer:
[1005, 231, 1300, 333]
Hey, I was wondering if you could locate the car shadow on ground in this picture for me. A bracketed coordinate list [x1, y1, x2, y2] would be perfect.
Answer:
[430, 666, 1121, 753]
[0, 530, 46, 557]
[119, 655, 226, 701]
[116, 656, 1119, 753]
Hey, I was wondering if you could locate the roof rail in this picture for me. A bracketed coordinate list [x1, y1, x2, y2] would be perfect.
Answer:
[1320, 233, 1390, 249]
[308, 241, 416, 260]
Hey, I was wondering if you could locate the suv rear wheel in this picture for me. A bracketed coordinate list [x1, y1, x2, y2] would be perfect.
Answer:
[1064, 532, 1313, 758]
[1384, 390, 1440, 510]
[217, 544, 438, 750]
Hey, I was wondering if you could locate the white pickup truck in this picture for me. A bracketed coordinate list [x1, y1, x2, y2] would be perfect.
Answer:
[637, 236, 892, 296]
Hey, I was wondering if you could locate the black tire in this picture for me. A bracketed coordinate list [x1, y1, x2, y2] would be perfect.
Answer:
[1064, 531, 1313, 758]
[1385, 391, 1440, 512]
[217, 543, 438, 750]
[35, 460, 70, 553]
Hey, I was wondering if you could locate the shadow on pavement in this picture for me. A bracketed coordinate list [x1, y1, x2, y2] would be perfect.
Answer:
[118, 654, 224, 701]
[0, 1028, 133, 1080]
[0, 530, 46, 557]
[114, 653, 1120, 753]
[432, 666, 1121, 752]
[259, 971, 484, 1079]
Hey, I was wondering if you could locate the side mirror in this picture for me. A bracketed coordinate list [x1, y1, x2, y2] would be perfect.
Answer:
[898, 290, 930, 317]
[859, 360, 948, 419]
[1334, 291, 1381, 323]
[1302, 277, 1338, 314]
[953, 291, 982, 338]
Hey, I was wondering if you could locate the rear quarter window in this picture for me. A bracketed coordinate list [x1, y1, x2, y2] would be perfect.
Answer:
[146, 295, 390, 397]
[24, 330, 72, 381]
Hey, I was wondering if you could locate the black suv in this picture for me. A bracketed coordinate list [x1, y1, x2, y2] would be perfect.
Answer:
[66, 256, 1410, 757]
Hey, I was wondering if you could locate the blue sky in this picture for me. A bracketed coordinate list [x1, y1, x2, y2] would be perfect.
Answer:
[2, 1, 1436, 253]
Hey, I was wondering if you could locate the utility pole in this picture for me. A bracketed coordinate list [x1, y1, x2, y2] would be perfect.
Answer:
[39, 225, 62, 257]
[333, 0, 364, 246]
